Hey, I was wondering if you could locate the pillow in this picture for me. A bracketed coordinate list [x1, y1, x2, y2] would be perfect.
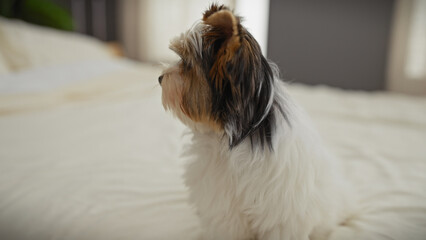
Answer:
[0, 17, 115, 71]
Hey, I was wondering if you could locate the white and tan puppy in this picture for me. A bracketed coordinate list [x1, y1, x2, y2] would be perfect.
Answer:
[159, 4, 353, 240]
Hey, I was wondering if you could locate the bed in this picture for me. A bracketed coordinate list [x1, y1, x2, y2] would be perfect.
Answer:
[0, 18, 426, 240]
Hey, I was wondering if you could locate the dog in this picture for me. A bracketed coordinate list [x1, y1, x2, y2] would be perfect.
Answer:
[159, 4, 353, 240]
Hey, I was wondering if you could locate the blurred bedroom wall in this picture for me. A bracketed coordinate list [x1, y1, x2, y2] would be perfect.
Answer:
[118, 0, 236, 62]
[48, 0, 426, 94]
[117, 0, 270, 62]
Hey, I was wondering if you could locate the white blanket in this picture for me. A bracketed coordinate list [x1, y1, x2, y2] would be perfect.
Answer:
[0, 59, 425, 240]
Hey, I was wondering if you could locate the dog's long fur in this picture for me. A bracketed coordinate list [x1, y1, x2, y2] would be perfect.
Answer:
[160, 4, 353, 240]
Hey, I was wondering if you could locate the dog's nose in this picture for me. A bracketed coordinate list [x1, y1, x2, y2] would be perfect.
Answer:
[158, 75, 164, 84]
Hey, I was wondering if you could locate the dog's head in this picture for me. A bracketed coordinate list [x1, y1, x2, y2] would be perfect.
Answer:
[159, 4, 284, 150]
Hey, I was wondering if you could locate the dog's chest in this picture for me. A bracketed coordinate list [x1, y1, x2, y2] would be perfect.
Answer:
[184, 140, 271, 217]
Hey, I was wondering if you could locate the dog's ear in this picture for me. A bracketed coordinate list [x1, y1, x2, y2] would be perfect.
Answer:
[203, 4, 241, 91]
[202, 5, 286, 150]
[203, 4, 239, 41]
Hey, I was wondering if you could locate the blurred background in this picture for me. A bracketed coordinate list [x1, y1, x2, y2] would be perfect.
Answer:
[0, 0, 425, 95]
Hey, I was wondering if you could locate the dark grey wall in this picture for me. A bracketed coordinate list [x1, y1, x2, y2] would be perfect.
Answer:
[267, 0, 395, 91]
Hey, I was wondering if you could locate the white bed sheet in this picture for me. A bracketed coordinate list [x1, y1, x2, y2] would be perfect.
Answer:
[0, 59, 134, 94]
[0, 59, 425, 240]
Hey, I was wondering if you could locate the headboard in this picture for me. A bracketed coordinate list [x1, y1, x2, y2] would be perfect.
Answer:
[267, 0, 395, 91]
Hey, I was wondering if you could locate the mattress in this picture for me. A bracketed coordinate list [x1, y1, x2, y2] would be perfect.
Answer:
[0, 59, 425, 240]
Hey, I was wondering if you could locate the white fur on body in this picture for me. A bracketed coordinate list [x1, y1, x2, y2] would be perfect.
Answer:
[183, 82, 352, 240]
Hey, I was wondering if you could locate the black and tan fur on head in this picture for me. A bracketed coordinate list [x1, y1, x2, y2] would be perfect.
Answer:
[160, 4, 287, 150]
